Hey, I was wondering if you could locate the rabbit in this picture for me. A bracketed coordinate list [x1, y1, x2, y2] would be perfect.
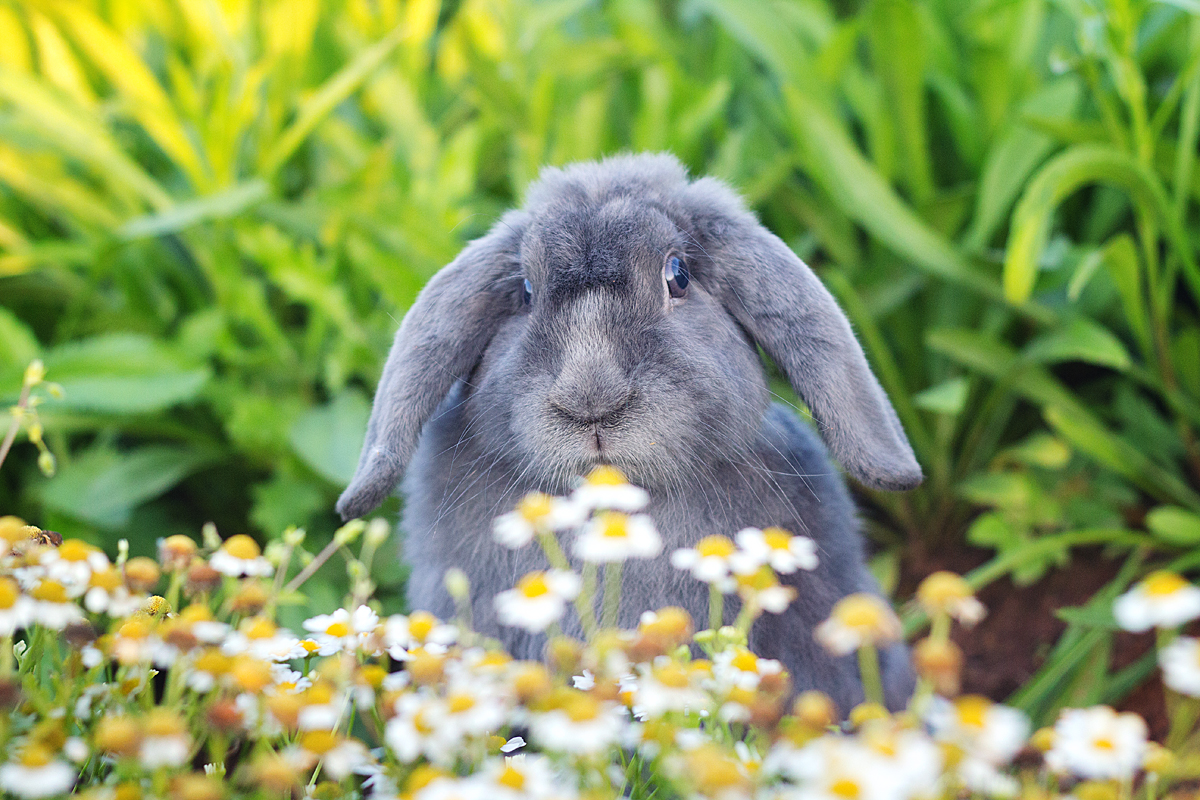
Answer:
[337, 153, 923, 713]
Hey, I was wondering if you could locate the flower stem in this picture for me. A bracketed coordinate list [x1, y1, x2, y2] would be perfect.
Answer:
[577, 562, 599, 640]
[858, 643, 885, 707]
[709, 584, 724, 633]
[602, 562, 623, 630]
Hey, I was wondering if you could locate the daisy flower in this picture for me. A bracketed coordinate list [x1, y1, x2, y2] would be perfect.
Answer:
[0, 577, 31, 636]
[26, 580, 83, 630]
[671, 535, 739, 590]
[528, 693, 624, 755]
[712, 647, 784, 691]
[295, 732, 370, 781]
[209, 534, 273, 578]
[139, 711, 192, 769]
[1045, 705, 1147, 780]
[571, 465, 649, 512]
[734, 566, 797, 613]
[915, 571, 986, 627]
[732, 527, 818, 575]
[222, 616, 301, 662]
[764, 735, 894, 800]
[478, 755, 576, 800]
[814, 593, 902, 656]
[1159, 636, 1200, 697]
[302, 605, 380, 656]
[383, 611, 458, 659]
[927, 695, 1028, 795]
[633, 660, 708, 718]
[493, 492, 585, 548]
[1113, 571, 1200, 631]
[39, 539, 109, 596]
[574, 511, 662, 562]
[0, 746, 75, 799]
[494, 570, 581, 633]
[83, 567, 143, 618]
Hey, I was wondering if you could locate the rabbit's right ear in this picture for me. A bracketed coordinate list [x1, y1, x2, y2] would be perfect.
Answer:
[336, 216, 527, 520]
[686, 181, 922, 491]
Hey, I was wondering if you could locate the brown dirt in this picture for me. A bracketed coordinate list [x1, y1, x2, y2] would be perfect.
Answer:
[901, 544, 1168, 739]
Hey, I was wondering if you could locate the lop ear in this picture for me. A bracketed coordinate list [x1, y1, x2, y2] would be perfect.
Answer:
[336, 215, 527, 520]
[688, 183, 922, 490]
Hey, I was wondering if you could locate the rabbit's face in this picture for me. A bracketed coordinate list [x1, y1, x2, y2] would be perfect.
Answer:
[465, 197, 769, 493]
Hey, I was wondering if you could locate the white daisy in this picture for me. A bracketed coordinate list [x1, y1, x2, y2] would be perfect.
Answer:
[926, 695, 1029, 767]
[528, 694, 624, 755]
[1045, 705, 1147, 780]
[574, 511, 662, 562]
[139, 712, 192, 768]
[39, 539, 110, 596]
[1114, 571, 1200, 632]
[915, 571, 986, 627]
[209, 534, 273, 578]
[302, 605, 380, 656]
[494, 570, 581, 633]
[26, 580, 83, 630]
[1160, 636, 1200, 697]
[383, 611, 458, 659]
[712, 647, 784, 691]
[478, 755, 575, 799]
[0, 747, 75, 798]
[633, 660, 708, 718]
[493, 492, 586, 549]
[732, 527, 818, 575]
[221, 617, 301, 662]
[764, 734, 900, 800]
[82, 568, 143, 618]
[670, 535, 739, 590]
[0, 578, 32, 636]
[297, 731, 369, 780]
[571, 466, 650, 512]
[814, 593, 902, 656]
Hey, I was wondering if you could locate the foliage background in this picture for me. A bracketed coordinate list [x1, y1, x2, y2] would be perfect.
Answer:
[1, 0, 1199, 723]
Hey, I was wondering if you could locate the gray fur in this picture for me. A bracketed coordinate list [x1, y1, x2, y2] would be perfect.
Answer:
[337, 153, 920, 712]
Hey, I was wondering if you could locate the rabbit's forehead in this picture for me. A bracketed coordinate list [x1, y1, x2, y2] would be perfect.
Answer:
[520, 198, 685, 288]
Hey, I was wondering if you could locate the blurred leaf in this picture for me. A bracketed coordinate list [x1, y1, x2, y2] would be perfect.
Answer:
[912, 377, 968, 415]
[1004, 144, 1197, 303]
[1023, 317, 1132, 370]
[964, 77, 1083, 250]
[38, 444, 214, 528]
[1097, 234, 1152, 357]
[1002, 433, 1071, 469]
[288, 389, 371, 485]
[118, 181, 269, 240]
[41, 334, 210, 414]
[0, 307, 39, 372]
[867, 0, 931, 205]
[1145, 506, 1200, 547]
[251, 470, 326, 538]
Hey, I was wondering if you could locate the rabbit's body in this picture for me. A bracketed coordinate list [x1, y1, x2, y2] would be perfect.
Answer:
[339, 153, 923, 714]
[403, 390, 912, 710]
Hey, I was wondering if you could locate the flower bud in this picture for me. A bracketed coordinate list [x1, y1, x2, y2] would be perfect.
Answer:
[158, 535, 198, 571]
[229, 582, 270, 615]
[124, 558, 161, 593]
[185, 563, 221, 596]
[95, 715, 141, 757]
[913, 637, 964, 696]
[793, 690, 838, 729]
[172, 774, 225, 800]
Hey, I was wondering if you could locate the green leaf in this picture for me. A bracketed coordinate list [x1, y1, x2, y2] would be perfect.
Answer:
[41, 334, 210, 414]
[1098, 234, 1152, 357]
[38, 445, 214, 528]
[1004, 144, 1198, 303]
[251, 470, 326, 538]
[1023, 317, 1132, 370]
[867, 0, 931, 205]
[118, 180, 268, 240]
[1002, 433, 1071, 469]
[1145, 506, 1200, 547]
[965, 511, 1019, 549]
[964, 77, 1083, 250]
[288, 389, 371, 486]
[912, 377, 968, 415]
[0, 307, 39, 372]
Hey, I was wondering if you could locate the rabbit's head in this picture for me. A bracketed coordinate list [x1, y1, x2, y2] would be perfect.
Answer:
[337, 154, 921, 519]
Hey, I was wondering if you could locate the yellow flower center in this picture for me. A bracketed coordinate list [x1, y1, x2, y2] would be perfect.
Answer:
[324, 621, 350, 638]
[145, 710, 186, 737]
[654, 663, 690, 689]
[180, 604, 214, 623]
[518, 573, 551, 598]
[1093, 737, 1115, 751]
[30, 580, 68, 604]
[414, 708, 436, 734]
[1143, 571, 1189, 597]
[222, 535, 261, 560]
[409, 611, 437, 641]
[955, 695, 991, 728]
[58, 539, 94, 562]
[497, 766, 525, 791]
[118, 617, 154, 640]
[517, 493, 553, 523]
[194, 650, 231, 675]
[0, 578, 19, 610]
[300, 730, 338, 755]
[833, 594, 888, 631]
[730, 650, 758, 672]
[763, 528, 793, 550]
[300, 639, 320, 654]
[448, 693, 475, 713]
[565, 694, 601, 722]
[244, 617, 277, 639]
[586, 465, 628, 486]
[917, 571, 973, 610]
[18, 745, 52, 768]
[830, 778, 861, 799]
[695, 535, 735, 559]
[90, 568, 122, 591]
[598, 512, 630, 539]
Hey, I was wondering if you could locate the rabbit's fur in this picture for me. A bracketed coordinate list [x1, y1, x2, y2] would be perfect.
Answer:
[338, 153, 922, 712]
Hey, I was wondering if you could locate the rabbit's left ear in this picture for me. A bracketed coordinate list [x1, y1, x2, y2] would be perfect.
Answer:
[689, 184, 922, 490]
[336, 215, 528, 520]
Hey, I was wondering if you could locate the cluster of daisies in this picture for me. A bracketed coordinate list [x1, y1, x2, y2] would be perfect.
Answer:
[0, 469, 1198, 800]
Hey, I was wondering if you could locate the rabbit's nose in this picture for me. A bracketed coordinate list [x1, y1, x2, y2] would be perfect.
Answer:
[546, 360, 634, 428]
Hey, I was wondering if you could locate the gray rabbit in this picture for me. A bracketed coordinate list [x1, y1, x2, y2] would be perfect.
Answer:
[337, 153, 922, 713]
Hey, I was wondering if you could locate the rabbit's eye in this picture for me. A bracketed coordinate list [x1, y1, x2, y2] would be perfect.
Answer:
[522, 278, 533, 306]
[665, 256, 689, 299]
